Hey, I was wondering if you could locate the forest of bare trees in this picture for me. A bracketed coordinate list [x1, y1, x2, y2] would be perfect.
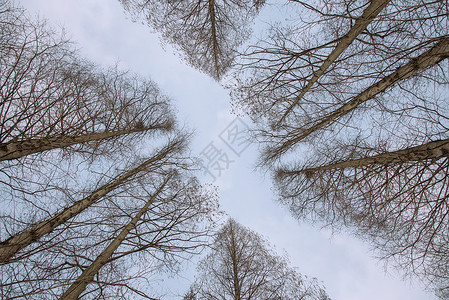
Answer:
[2, 0, 449, 299]
[1, 2, 219, 298]
[229, 0, 449, 297]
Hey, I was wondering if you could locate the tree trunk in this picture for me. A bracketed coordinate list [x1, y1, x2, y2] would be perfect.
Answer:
[279, 0, 390, 124]
[282, 138, 449, 175]
[0, 141, 178, 263]
[279, 37, 449, 150]
[208, 0, 220, 78]
[59, 176, 171, 300]
[228, 223, 241, 300]
[0, 127, 154, 161]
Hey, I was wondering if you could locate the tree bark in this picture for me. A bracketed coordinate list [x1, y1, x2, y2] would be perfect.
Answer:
[0, 141, 178, 263]
[279, 0, 390, 124]
[59, 176, 171, 300]
[282, 138, 449, 175]
[278, 37, 449, 151]
[0, 127, 156, 161]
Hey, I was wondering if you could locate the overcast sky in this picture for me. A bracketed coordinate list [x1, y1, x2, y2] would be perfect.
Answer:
[16, 1, 438, 299]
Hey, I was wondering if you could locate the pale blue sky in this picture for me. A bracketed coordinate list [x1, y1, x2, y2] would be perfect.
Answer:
[17, 1, 437, 299]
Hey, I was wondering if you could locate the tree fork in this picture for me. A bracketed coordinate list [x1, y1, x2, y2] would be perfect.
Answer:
[59, 175, 171, 300]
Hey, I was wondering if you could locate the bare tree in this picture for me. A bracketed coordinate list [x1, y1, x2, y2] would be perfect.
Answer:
[184, 288, 198, 300]
[119, 0, 265, 79]
[262, 36, 449, 161]
[275, 137, 449, 297]
[188, 218, 330, 300]
[1, 160, 220, 299]
[0, 3, 174, 162]
[58, 170, 219, 299]
[277, 0, 390, 124]
[0, 134, 188, 263]
[0, 0, 178, 263]
[229, 0, 449, 161]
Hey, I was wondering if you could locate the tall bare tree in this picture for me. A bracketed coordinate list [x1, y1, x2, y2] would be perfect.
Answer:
[1, 161, 220, 299]
[119, 0, 265, 79]
[262, 36, 449, 161]
[0, 135, 187, 263]
[277, 0, 390, 124]
[187, 218, 330, 300]
[275, 138, 449, 297]
[229, 0, 449, 161]
[0, 3, 174, 162]
[57, 170, 219, 299]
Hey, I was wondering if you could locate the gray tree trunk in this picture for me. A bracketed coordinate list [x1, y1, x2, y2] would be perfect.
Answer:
[283, 138, 449, 175]
[0, 127, 151, 161]
[229, 223, 241, 300]
[208, 0, 220, 78]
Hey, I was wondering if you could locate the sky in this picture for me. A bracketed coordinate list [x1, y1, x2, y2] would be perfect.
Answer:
[16, 1, 438, 299]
